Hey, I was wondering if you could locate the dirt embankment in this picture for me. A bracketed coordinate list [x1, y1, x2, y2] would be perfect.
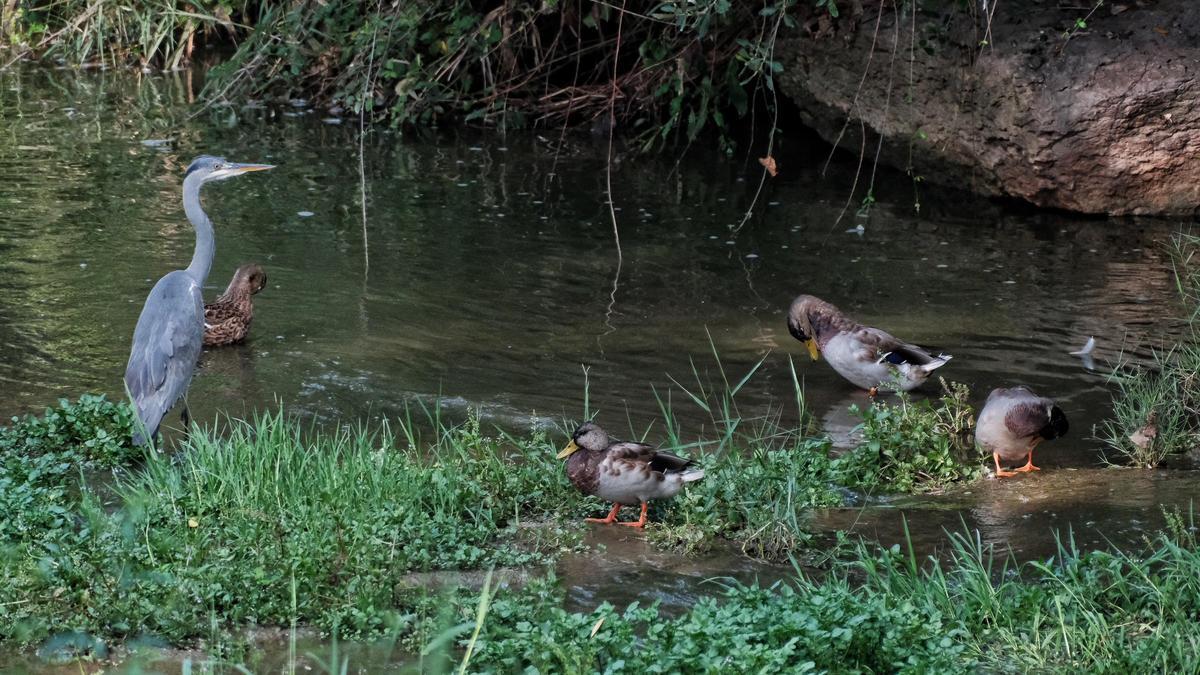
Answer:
[776, 1, 1200, 216]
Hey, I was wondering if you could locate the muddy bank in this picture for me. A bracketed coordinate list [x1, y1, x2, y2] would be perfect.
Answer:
[776, 0, 1200, 216]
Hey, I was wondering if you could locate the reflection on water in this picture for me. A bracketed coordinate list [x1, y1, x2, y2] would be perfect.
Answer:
[811, 468, 1200, 564]
[0, 66, 1197, 669]
[0, 68, 1182, 462]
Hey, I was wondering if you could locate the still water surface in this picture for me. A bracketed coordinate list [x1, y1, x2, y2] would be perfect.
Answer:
[1, 67, 1197, 667]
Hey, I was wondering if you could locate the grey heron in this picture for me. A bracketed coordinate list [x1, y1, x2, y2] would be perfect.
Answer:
[124, 155, 273, 445]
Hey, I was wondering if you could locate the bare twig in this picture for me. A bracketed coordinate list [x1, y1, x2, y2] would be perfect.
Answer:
[821, 0, 886, 177]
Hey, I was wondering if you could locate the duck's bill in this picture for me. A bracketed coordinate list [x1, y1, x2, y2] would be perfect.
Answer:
[556, 439, 580, 459]
[806, 339, 820, 361]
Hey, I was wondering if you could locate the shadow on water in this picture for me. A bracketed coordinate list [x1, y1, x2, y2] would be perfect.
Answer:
[1, 66, 1198, 670]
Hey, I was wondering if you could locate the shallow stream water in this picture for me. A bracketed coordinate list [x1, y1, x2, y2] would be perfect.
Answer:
[1, 67, 1197, 670]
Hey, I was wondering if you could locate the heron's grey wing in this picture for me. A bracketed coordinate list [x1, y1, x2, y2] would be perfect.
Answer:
[124, 272, 204, 439]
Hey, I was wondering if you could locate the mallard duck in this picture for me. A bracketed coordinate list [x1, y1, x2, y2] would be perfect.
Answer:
[203, 263, 267, 347]
[787, 294, 952, 393]
[976, 386, 1068, 478]
[557, 422, 705, 528]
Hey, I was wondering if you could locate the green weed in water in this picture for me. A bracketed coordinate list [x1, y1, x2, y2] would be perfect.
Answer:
[835, 381, 979, 493]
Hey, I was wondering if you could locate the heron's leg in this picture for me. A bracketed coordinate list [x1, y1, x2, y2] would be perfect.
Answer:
[179, 404, 192, 444]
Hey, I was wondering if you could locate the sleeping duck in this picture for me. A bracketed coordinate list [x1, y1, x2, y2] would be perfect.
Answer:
[787, 294, 951, 393]
[976, 386, 1068, 477]
[203, 263, 267, 347]
[557, 422, 705, 528]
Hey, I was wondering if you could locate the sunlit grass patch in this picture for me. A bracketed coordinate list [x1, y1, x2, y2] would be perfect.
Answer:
[1, 407, 585, 648]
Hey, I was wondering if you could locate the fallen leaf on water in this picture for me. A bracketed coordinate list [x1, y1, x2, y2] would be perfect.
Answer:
[758, 156, 778, 177]
[1154, 25, 1170, 36]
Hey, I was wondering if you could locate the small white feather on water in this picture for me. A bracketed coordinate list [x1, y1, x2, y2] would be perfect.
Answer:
[1069, 336, 1096, 356]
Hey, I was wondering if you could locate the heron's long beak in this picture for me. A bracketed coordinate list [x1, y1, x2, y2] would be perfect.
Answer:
[806, 339, 820, 361]
[556, 439, 580, 459]
[229, 162, 275, 174]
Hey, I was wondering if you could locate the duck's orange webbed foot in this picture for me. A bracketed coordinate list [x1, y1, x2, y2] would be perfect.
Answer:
[586, 503, 622, 524]
[617, 502, 649, 528]
[993, 453, 1018, 478]
[1015, 452, 1040, 473]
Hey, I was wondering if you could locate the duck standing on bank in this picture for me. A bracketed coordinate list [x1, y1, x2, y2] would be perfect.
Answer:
[557, 422, 705, 528]
[787, 294, 952, 394]
[203, 263, 267, 347]
[976, 386, 1069, 477]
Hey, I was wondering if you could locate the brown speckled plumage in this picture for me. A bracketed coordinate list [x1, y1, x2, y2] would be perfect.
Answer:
[560, 422, 704, 526]
[203, 264, 266, 347]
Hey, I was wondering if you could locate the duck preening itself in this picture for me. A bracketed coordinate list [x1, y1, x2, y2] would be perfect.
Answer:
[557, 422, 705, 528]
[787, 294, 952, 393]
[204, 263, 267, 347]
[976, 386, 1069, 478]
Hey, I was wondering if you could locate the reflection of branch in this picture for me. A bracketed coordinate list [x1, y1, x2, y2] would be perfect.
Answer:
[602, 257, 622, 339]
[732, 8, 787, 235]
[601, 0, 628, 341]
[863, 2, 901, 216]
[359, 25, 378, 278]
[822, 0, 885, 177]
[830, 119, 867, 232]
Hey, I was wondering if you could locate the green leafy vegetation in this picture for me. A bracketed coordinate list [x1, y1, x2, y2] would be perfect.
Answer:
[1102, 233, 1200, 467]
[437, 520, 1200, 673]
[0, 397, 842, 650]
[1, 0, 811, 151]
[0, 394, 138, 541]
[650, 436, 843, 559]
[835, 381, 979, 493]
[0, 407, 582, 648]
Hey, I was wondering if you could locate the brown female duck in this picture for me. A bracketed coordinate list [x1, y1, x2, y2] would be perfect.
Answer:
[203, 264, 267, 347]
[557, 422, 705, 528]
[975, 386, 1068, 477]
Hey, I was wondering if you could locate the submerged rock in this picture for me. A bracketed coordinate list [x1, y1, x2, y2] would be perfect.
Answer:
[776, 0, 1200, 216]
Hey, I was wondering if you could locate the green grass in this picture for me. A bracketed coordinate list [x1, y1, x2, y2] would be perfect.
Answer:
[0, 345, 988, 656]
[1100, 232, 1200, 467]
[835, 381, 980, 493]
[449, 519, 1200, 673]
[4, 390, 1200, 672]
[1, 407, 583, 648]
[0, 396, 845, 651]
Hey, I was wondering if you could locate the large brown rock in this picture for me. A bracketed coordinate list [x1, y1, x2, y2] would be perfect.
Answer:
[776, 0, 1200, 216]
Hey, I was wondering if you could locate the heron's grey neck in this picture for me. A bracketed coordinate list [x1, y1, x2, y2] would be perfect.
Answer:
[182, 174, 214, 284]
